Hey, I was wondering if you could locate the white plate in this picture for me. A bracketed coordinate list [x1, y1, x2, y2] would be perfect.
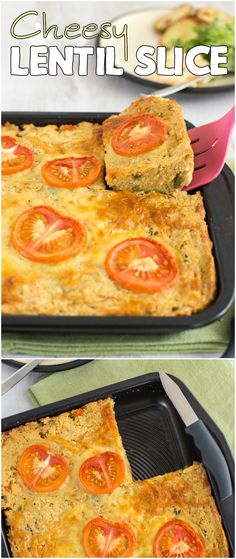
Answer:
[3, 359, 91, 372]
[99, 7, 234, 91]
[9, 359, 77, 366]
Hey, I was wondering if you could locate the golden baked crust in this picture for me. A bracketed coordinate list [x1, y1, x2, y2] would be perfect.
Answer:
[2, 188, 216, 317]
[2, 398, 133, 557]
[30, 466, 228, 557]
[103, 97, 194, 194]
[94, 463, 229, 558]
[2, 121, 105, 195]
[2, 404, 228, 559]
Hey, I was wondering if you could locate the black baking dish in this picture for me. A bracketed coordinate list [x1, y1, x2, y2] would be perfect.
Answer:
[2, 372, 234, 557]
[2, 112, 234, 334]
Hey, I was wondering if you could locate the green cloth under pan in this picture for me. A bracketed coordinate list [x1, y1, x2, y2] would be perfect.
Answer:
[2, 306, 234, 356]
[29, 358, 234, 453]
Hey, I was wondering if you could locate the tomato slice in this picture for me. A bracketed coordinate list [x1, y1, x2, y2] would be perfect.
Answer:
[2, 135, 34, 175]
[79, 452, 125, 494]
[60, 124, 75, 131]
[112, 114, 167, 156]
[18, 444, 69, 492]
[153, 520, 205, 558]
[83, 518, 136, 558]
[105, 237, 178, 293]
[41, 156, 102, 189]
[11, 205, 85, 263]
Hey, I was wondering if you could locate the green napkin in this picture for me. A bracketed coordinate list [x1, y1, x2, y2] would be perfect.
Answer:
[29, 359, 234, 453]
[227, 158, 235, 173]
[2, 306, 233, 356]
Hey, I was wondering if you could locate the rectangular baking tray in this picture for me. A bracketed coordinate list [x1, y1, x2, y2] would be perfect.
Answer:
[2, 112, 234, 333]
[1, 372, 234, 558]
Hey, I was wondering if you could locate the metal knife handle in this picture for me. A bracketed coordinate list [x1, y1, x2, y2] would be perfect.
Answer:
[141, 75, 203, 98]
[186, 420, 232, 500]
[1, 359, 42, 395]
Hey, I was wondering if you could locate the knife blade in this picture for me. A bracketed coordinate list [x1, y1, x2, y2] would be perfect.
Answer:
[159, 370, 232, 500]
[159, 370, 199, 426]
[1, 359, 42, 395]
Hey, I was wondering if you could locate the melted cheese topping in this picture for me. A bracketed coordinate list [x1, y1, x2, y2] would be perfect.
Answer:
[2, 120, 215, 317]
[2, 187, 216, 317]
[2, 399, 228, 558]
[2, 399, 133, 557]
[2, 122, 105, 196]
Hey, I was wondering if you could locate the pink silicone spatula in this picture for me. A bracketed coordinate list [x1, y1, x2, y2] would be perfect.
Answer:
[182, 106, 235, 191]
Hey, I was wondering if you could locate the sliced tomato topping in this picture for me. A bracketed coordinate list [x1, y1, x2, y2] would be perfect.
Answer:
[18, 444, 69, 492]
[79, 452, 125, 494]
[60, 124, 75, 131]
[2, 135, 34, 175]
[153, 520, 205, 558]
[105, 237, 178, 293]
[41, 156, 102, 189]
[112, 114, 167, 156]
[72, 408, 84, 416]
[83, 518, 136, 558]
[11, 205, 85, 263]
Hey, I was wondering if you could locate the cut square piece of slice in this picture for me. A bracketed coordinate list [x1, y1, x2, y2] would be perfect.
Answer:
[75, 463, 228, 558]
[103, 96, 194, 194]
[16, 462, 228, 557]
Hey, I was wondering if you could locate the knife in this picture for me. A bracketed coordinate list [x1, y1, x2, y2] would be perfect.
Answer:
[159, 370, 232, 498]
[1, 359, 42, 395]
[159, 370, 234, 550]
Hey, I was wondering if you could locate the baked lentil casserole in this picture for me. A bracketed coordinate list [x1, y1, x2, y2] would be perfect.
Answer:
[2, 99, 216, 318]
[2, 187, 216, 316]
[2, 398, 229, 558]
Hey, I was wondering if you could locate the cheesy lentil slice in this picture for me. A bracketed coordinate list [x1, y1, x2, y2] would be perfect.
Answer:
[2, 121, 105, 195]
[94, 463, 229, 558]
[2, 398, 133, 557]
[103, 96, 194, 194]
[45, 464, 229, 558]
[2, 188, 216, 317]
[2, 459, 228, 557]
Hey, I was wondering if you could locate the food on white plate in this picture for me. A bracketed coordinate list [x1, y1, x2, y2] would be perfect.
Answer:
[161, 17, 202, 48]
[154, 3, 194, 32]
[184, 18, 235, 73]
[196, 7, 233, 24]
[154, 3, 234, 85]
